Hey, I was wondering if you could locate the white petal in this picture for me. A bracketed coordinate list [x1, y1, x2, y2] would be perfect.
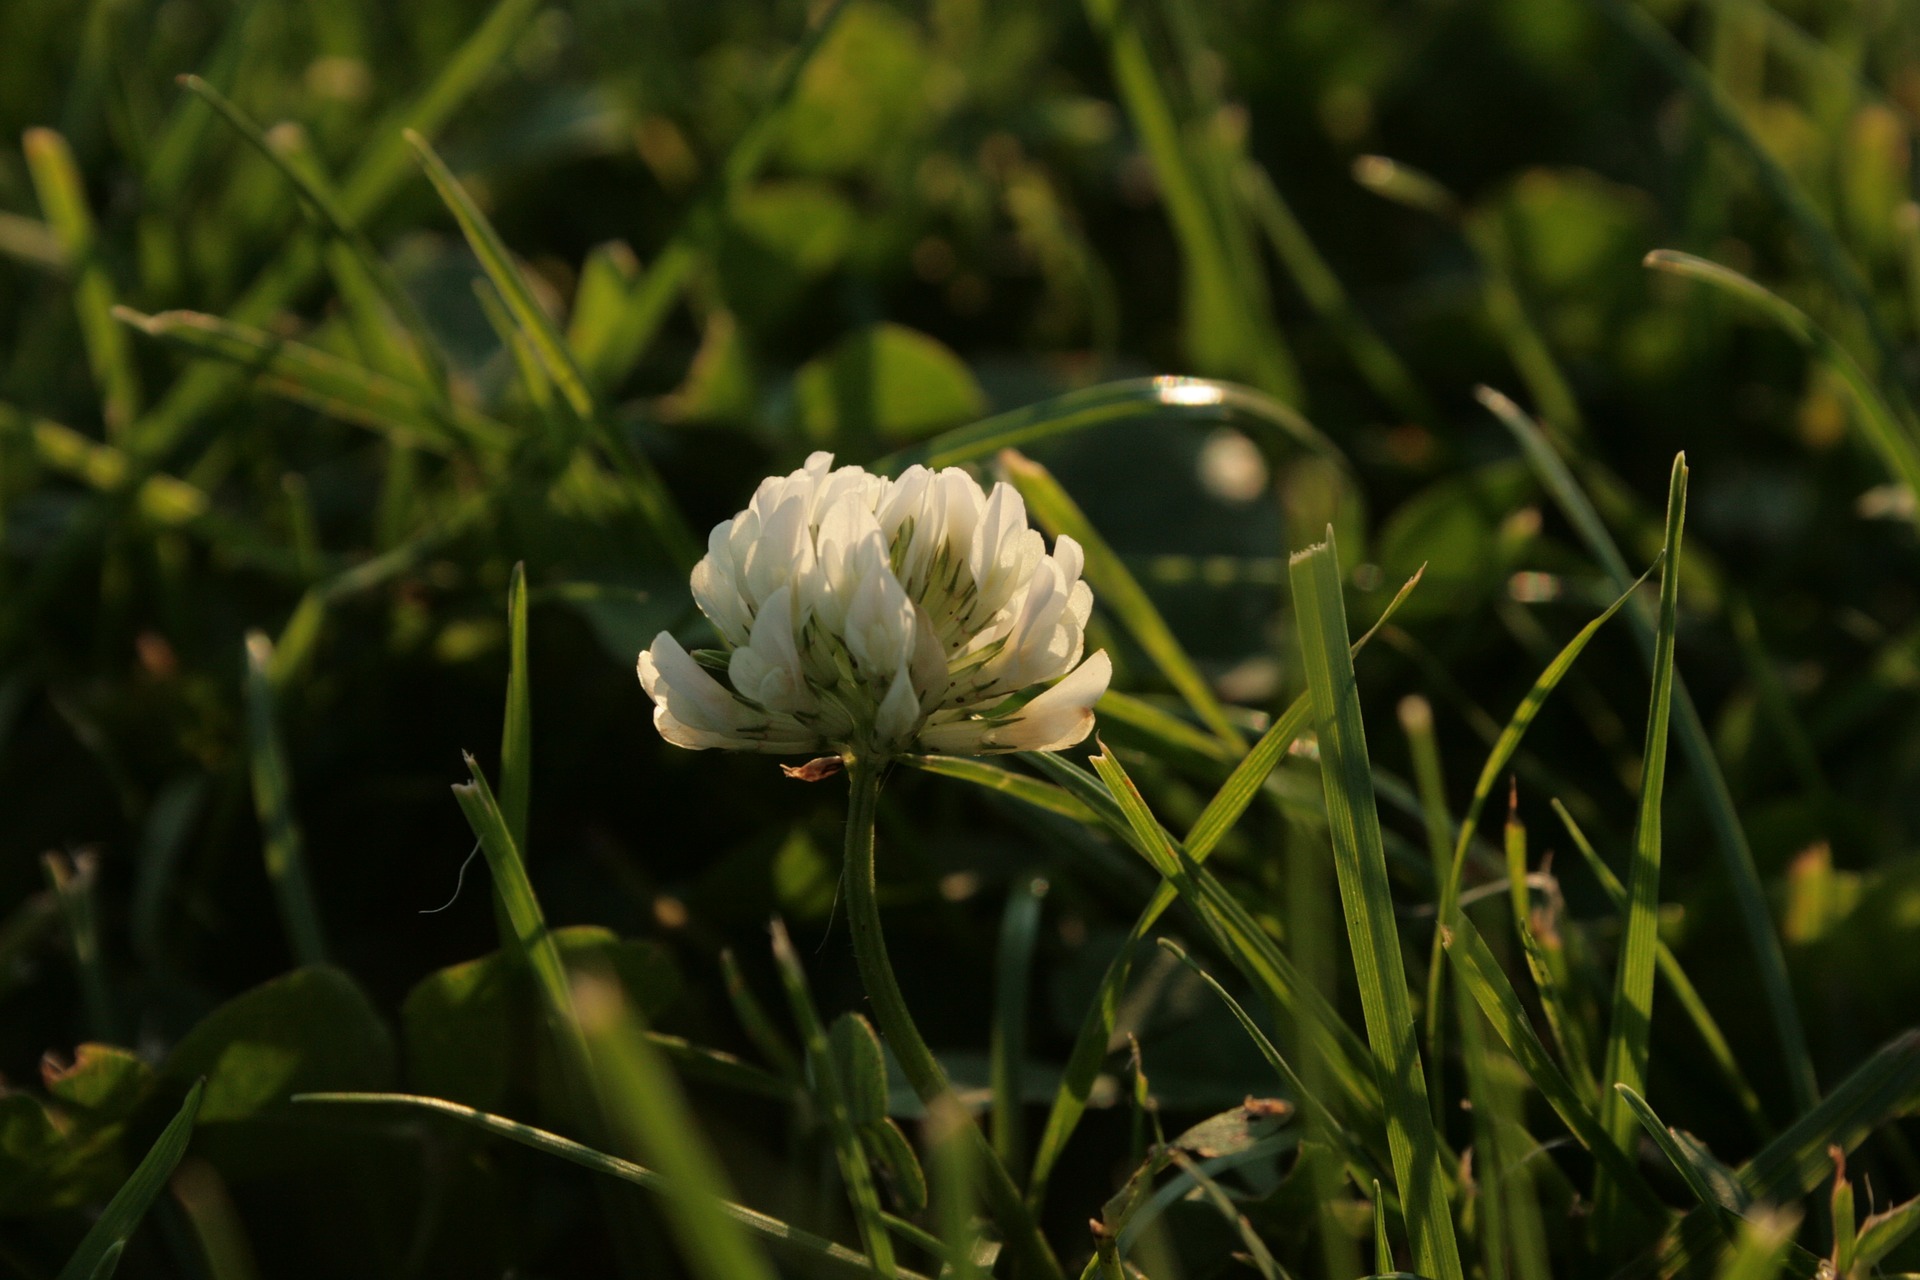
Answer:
[982, 650, 1111, 753]
[874, 663, 923, 751]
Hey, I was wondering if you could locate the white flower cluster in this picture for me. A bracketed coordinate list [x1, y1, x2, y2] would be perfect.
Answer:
[638, 452, 1111, 759]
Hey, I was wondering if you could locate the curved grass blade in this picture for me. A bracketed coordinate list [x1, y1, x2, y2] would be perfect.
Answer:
[1644, 250, 1920, 503]
[902, 755, 1097, 823]
[1594, 456, 1687, 1231]
[1481, 385, 1818, 1119]
[297, 1091, 915, 1280]
[57, 1080, 204, 1280]
[1552, 799, 1766, 1136]
[1617, 1085, 1749, 1230]
[1001, 449, 1241, 750]
[1290, 533, 1463, 1280]
[115, 307, 507, 455]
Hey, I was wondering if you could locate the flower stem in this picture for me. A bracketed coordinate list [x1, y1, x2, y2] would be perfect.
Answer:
[841, 756, 1064, 1280]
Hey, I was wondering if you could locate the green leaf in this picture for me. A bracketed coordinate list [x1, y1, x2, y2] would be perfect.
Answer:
[1288, 531, 1463, 1280]
[829, 1012, 890, 1130]
[862, 1117, 929, 1217]
[161, 967, 393, 1123]
[56, 1080, 203, 1280]
[1856, 1191, 1920, 1270]
[500, 562, 532, 858]
[295, 1092, 924, 1280]
[42, 1046, 154, 1122]
[793, 323, 987, 446]
[1595, 455, 1688, 1229]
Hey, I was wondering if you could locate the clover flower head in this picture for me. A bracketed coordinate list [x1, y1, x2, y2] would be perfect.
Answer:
[638, 452, 1111, 760]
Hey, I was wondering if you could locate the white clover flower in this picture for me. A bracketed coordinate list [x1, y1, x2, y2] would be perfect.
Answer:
[638, 452, 1111, 760]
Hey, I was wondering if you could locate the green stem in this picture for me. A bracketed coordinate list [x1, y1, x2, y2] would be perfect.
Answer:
[841, 756, 1064, 1280]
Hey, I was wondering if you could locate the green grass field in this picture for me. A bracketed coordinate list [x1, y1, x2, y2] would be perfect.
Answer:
[4, 0, 1920, 1276]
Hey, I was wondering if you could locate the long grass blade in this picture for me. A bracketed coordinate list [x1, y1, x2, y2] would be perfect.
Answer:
[991, 878, 1048, 1181]
[243, 631, 329, 968]
[56, 1080, 204, 1280]
[1289, 531, 1463, 1280]
[24, 128, 141, 436]
[1481, 385, 1818, 1119]
[296, 1092, 910, 1280]
[1593, 453, 1688, 1231]
[500, 562, 532, 857]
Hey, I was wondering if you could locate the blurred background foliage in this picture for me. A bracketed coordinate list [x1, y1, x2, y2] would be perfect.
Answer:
[2, 0, 1919, 1274]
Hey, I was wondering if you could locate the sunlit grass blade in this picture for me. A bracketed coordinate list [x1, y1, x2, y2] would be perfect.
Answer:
[927, 1096, 988, 1280]
[295, 1091, 914, 1280]
[1652, 1031, 1920, 1277]
[1422, 553, 1653, 1095]
[1552, 799, 1767, 1136]
[243, 631, 328, 968]
[1174, 1151, 1285, 1280]
[1644, 250, 1920, 503]
[1441, 914, 1667, 1224]
[1593, 453, 1687, 1232]
[24, 128, 141, 436]
[1000, 448, 1241, 749]
[56, 1079, 203, 1280]
[904, 755, 1100, 824]
[1503, 809, 1598, 1101]
[1081, 0, 1299, 402]
[991, 877, 1047, 1181]
[500, 562, 532, 857]
[1481, 385, 1818, 1118]
[115, 307, 508, 455]
[1020, 566, 1421, 1206]
[769, 919, 898, 1276]
[1712, 1211, 1804, 1280]
[1290, 531, 1463, 1280]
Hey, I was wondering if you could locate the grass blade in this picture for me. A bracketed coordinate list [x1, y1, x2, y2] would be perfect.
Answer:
[1644, 250, 1920, 504]
[1617, 1085, 1748, 1224]
[1593, 455, 1686, 1229]
[1000, 448, 1242, 750]
[23, 128, 141, 437]
[115, 307, 508, 455]
[57, 1080, 204, 1280]
[500, 562, 532, 857]
[769, 920, 898, 1277]
[296, 1092, 910, 1280]
[1289, 531, 1463, 1280]
[991, 878, 1048, 1181]
[1551, 799, 1767, 1136]
[1481, 385, 1818, 1120]
[244, 631, 329, 968]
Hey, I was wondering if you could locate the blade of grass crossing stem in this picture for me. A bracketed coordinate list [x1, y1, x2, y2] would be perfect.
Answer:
[769, 920, 898, 1277]
[243, 632, 328, 968]
[1551, 799, 1767, 1135]
[992, 879, 1048, 1179]
[1441, 916, 1666, 1222]
[23, 129, 140, 436]
[57, 1080, 204, 1280]
[1021, 565, 1422, 1206]
[1593, 455, 1688, 1233]
[296, 1092, 912, 1280]
[1482, 385, 1818, 1119]
[500, 563, 532, 856]
[1644, 250, 1920, 503]
[1080, 0, 1299, 402]
[1289, 532, 1462, 1280]
[1000, 449, 1242, 750]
